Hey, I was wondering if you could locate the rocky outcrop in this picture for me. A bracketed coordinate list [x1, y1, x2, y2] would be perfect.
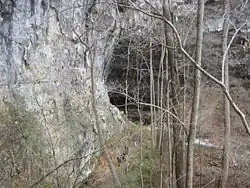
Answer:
[0, 0, 125, 186]
[0, 0, 249, 186]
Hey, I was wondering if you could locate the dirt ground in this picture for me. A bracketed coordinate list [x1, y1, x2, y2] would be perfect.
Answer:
[85, 79, 250, 188]
[192, 82, 250, 188]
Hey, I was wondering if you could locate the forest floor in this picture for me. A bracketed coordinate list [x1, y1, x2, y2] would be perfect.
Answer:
[192, 83, 250, 188]
[84, 81, 250, 188]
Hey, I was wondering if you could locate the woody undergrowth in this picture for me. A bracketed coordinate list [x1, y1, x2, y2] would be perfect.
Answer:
[85, 122, 168, 188]
[0, 100, 50, 188]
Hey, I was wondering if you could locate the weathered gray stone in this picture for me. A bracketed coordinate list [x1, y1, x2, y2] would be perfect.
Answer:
[0, 0, 125, 186]
[0, 0, 250, 186]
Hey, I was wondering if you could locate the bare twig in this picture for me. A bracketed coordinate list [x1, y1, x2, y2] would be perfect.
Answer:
[129, 1, 250, 135]
[29, 151, 98, 188]
[221, 23, 246, 81]
[109, 90, 187, 135]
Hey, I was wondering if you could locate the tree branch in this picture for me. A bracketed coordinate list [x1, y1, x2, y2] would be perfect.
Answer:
[29, 150, 99, 188]
[109, 90, 187, 135]
[129, 1, 250, 135]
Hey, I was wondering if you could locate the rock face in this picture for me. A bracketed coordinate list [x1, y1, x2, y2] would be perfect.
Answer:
[0, 0, 250, 186]
[0, 0, 125, 186]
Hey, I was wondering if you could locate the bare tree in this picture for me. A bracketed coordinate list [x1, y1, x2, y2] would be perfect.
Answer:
[218, 0, 231, 187]
[186, 0, 204, 187]
[149, 36, 156, 148]
[132, 2, 250, 135]
[162, 0, 186, 187]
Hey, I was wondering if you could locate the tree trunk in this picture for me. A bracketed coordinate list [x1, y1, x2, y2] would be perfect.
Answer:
[218, 0, 231, 187]
[162, 1, 185, 187]
[186, 0, 204, 187]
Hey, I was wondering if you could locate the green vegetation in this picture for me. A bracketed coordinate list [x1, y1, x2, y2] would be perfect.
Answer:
[0, 100, 49, 188]
[85, 123, 167, 188]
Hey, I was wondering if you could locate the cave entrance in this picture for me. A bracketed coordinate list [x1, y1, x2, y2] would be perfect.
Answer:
[104, 38, 166, 125]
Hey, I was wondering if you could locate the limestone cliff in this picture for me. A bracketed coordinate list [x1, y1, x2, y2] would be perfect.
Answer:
[0, 0, 125, 187]
[0, 0, 250, 187]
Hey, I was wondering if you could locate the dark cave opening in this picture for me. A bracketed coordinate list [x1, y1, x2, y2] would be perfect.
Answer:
[105, 38, 187, 125]
[105, 34, 250, 125]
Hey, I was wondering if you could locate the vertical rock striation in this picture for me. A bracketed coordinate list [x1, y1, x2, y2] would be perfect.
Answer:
[0, 0, 124, 186]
